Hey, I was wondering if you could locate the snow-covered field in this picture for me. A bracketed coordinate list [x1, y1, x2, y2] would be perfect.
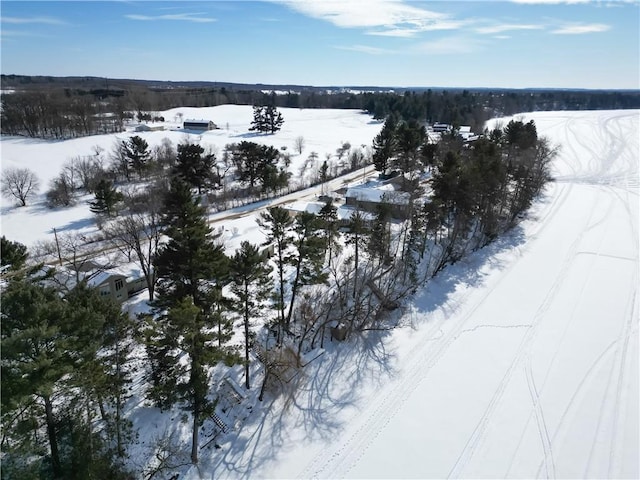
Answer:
[0, 105, 381, 248]
[2, 108, 637, 479]
[193, 109, 638, 479]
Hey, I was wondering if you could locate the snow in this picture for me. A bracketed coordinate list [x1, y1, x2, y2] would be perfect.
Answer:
[195, 109, 638, 479]
[345, 183, 410, 205]
[0, 105, 382, 248]
[2, 107, 637, 479]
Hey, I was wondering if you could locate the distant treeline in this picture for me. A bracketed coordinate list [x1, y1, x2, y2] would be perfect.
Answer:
[2, 74, 639, 139]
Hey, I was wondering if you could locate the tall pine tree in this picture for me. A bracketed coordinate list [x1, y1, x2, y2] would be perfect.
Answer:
[372, 116, 397, 178]
[286, 212, 328, 327]
[173, 143, 217, 194]
[124, 135, 151, 178]
[149, 177, 231, 464]
[257, 206, 293, 343]
[229, 241, 273, 389]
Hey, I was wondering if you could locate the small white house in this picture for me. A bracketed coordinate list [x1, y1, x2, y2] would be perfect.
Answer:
[41, 263, 147, 304]
[344, 185, 410, 219]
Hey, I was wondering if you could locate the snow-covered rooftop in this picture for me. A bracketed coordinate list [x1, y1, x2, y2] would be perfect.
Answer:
[345, 185, 410, 205]
[284, 201, 326, 215]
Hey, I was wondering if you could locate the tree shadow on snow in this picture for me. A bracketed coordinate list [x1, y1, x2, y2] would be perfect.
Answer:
[412, 224, 528, 319]
[53, 216, 96, 233]
[205, 330, 397, 478]
[206, 223, 530, 478]
[231, 132, 268, 139]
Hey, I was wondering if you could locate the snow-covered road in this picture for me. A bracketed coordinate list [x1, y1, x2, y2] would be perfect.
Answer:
[207, 110, 638, 479]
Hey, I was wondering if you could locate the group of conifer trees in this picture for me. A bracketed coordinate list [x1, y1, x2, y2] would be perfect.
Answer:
[0, 114, 554, 476]
[1, 268, 136, 478]
[388, 118, 556, 280]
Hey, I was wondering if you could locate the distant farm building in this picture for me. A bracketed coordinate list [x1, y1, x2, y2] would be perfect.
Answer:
[432, 123, 451, 133]
[183, 119, 217, 131]
[428, 123, 477, 143]
[135, 124, 165, 132]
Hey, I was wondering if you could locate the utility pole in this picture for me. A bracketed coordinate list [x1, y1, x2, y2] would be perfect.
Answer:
[53, 227, 63, 266]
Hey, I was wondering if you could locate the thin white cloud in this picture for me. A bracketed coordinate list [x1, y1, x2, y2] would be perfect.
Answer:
[275, 0, 462, 37]
[367, 19, 471, 37]
[334, 44, 395, 55]
[476, 23, 544, 34]
[552, 23, 611, 34]
[512, 0, 636, 3]
[0, 29, 50, 39]
[414, 36, 482, 55]
[367, 28, 421, 37]
[125, 13, 216, 23]
[1, 16, 66, 26]
[509, 0, 589, 3]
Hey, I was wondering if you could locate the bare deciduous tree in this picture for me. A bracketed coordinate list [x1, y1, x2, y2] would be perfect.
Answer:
[104, 194, 163, 300]
[294, 136, 305, 155]
[1, 167, 40, 206]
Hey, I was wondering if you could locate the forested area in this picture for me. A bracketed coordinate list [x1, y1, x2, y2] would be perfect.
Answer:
[2, 73, 639, 139]
[1, 114, 554, 476]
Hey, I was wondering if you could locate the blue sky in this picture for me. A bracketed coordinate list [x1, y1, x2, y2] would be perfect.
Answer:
[1, 1, 638, 89]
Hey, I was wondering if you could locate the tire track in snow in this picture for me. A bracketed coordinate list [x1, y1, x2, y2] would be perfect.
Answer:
[299, 170, 578, 479]
[562, 112, 639, 478]
[525, 355, 556, 480]
[301, 111, 637, 480]
[297, 234, 546, 479]
[452, 111, 631, 479]
[450, 178, 607, 479]
[607, 285, 639, 478]
[525, 111, 639, 479]
[505, 191, 613, 478]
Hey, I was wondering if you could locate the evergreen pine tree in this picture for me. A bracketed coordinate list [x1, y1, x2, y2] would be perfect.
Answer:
[257, 206, 294, 343]
[153, 178, 227, 310]
[318, 200, 340, 263]
[394, 120, 425, 180]
[346, 209, 369, 298]
[173, 143, 217, 194]
[286, 212, 328, 327]
[124, 135, 151, 178]
[0, 235, 28, 270]
[249, 105, 284, 134]
[1, 279, 69, 478]
[230, 241, 273, 389]
[264, 105, 284, 133]
[1, 278, 135, 477]
[368, 200, 392, 265]
[372, 116, 397, 177]
[249, 106, 265, 132]
[149, 177, 231, 464]
[89, 179, 123, 217]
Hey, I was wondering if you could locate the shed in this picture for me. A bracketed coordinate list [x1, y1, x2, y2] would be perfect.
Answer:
[135, 124, 165, 132]
[183, 119, 217, 131]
